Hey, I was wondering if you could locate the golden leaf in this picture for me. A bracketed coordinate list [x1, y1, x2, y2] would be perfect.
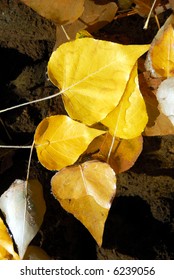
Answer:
[101, 63, 148, 139]
[51, 160, 116, 246]
[48, 38, 149, 125]
[145, 14, 174, 77]
[90, 133, 143, 173]
[20, 0, 84, 25]
[0, 217, 19, 260]
[34, 115, 105, 170]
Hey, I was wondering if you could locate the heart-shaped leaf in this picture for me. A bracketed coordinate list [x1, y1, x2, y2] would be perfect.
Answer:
[0, 179, 46, 259]
[48, 38, 149, 125]
[34, 115, 105, 170]
[51, 160, 116, 246]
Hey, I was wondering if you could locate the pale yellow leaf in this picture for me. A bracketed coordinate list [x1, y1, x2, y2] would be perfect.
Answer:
[34, 115, 105, 170]
[101, 63, 148, 139]
[48, 38, 149, 125]
[51, 160, 116, 246]
[0, 179, 46, 259]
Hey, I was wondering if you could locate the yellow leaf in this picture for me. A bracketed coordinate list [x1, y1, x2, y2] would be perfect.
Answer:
[101, 63, 148, 139]
[145, 14, 174, 77]
[34, 115, 105, 170]
[20, 0, 84, 25]
[51, 160, 116, 246]
[48, 38, 149, 125]
[0, 217, 19, 260]
[90, 133, 143, 173]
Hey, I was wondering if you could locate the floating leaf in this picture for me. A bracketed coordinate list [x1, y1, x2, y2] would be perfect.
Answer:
[34, 115, 105, 170]
[20, 0, 85, 25]
[51, 160, 116, 246]
[156, 77, 174, 126]
[0, 217, 19, 260]
[48, 38, 149, 125]
[101, 63, 148, 139]
[90, 133, 143, 173]
[145, 14, 174, 77]
[0, 179, 46, 259]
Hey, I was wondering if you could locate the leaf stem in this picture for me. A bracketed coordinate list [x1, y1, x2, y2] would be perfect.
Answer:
[0, 91, 62, 114]
[0, 145, 32, 149]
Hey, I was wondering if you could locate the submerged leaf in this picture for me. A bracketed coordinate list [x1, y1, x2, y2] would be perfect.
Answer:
[34, 115, 105, 170]
[0, 217, 19, 260]
[20, 0, 85, 25]
[51, 160, 116, 246]
[0, 179, 46, 259]
[101, 63, 148, 139]
[48, 38, 149, 125]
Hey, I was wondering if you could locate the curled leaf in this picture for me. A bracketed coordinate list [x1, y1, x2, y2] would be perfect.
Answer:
[0, 179, 46, 259]
[34, 115, 105, 170]
[101, 63, 148, 139]
[51, 160, 116, 246]
[20, 0, 85, 25]
[48, 38, 149, 125]
[145, 14, 174, 77]
[0, 218, 19, 260]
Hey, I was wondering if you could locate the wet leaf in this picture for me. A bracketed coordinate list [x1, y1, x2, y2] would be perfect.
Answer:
[51, 160, 116, 246]
[0, 179, 46, 259]
[20, 0, 85, 25]
[145, 14, 174, 77]
[48, 38, 149, 125]
[90, 133, 143, 173]
[34, 115, 105, 170]
[0, 217, 19, 260]
[101, 63, 148, 139]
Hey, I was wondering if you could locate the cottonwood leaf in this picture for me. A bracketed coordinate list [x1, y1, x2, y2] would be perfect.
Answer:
[20, 0, 84, 25]
[89, 133, 143, 173]
[133, 0, 169, 17]
[51, 160, 116, 246]
[0, 179, 46, 259]
[156, 77, 174, 126]
[34, 115, 105, 171]
[0, 217, 19, 260]
[145, 14, 174, 77]
[55, 0, 118, 47]
[48, 38, 149, 125]
[101, 63, 148, 139]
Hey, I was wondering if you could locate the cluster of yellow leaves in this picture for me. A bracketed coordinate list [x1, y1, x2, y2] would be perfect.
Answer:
[2, 0, 173, 252]
[33, 37, 149, 246]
